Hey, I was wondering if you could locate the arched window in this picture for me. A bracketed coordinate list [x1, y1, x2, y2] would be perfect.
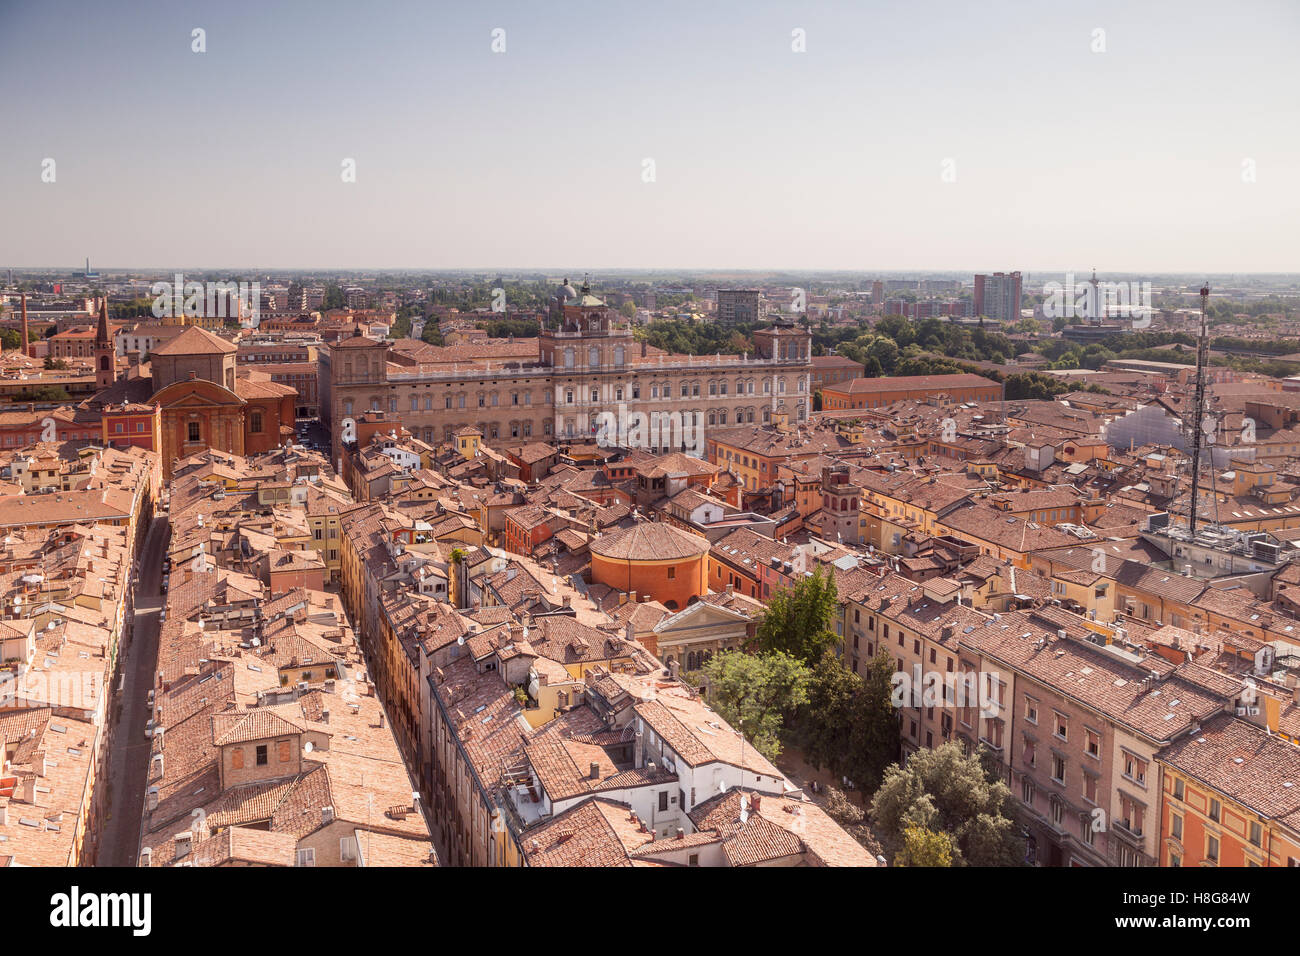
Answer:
[99, 355, 110, 371]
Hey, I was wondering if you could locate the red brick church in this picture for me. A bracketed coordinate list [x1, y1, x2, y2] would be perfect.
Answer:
[85, 302, 296, 476]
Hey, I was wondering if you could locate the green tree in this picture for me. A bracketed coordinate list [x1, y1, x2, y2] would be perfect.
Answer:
[870, 742, 1025, 867]
[867, 336, 899, 373]
[619, 301, 637, 319]
[700, 650, 810, 762]
[322, 284, 345, 311]
[895, 825, 957, 867]
[753, 564, 838, 664]
[850, 652, 902, 796]
[793, 651, 860, 774]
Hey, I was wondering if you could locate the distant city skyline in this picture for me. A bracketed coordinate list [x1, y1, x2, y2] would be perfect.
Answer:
[2, 0, 1298, 272]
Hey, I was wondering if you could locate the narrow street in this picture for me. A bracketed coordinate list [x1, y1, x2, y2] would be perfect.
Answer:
[97, 515, 169, 867]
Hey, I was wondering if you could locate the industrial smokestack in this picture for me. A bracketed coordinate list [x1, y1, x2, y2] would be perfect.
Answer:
[20, 292, 29, 359]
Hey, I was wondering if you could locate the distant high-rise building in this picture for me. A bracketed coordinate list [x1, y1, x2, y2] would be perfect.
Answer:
[871, 280, 884, 305]
[973, 271, 1022, 323]
[302, 287, 325, 311]
[716, 289, 764, 324]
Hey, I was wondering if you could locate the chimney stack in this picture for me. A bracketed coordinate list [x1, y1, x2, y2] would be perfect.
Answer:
[20, 293, 29, 359]
[634, 731, 644, 769]
[589, 761, 600, 780]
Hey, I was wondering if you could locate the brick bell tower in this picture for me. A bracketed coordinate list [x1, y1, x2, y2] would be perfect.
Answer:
[94, 296, 116, 390]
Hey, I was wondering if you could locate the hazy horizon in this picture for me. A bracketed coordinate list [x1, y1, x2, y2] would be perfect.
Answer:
[3, 0, 1297, 272]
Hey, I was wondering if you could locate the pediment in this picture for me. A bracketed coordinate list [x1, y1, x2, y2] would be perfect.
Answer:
[654, 599, 750, 633]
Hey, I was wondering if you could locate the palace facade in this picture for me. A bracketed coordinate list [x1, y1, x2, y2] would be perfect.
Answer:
[320, 280, 814, 465]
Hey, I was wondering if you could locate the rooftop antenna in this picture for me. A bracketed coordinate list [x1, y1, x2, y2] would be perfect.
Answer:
[1188, 282, 1210, 539]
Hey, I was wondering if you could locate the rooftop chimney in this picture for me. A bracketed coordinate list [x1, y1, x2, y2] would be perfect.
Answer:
[20, 293, 29, 360]
[589, 761, 600, 780]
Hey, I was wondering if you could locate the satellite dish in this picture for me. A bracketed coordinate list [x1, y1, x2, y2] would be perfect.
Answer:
[304, 741, 314, 753]
[13, 595, 21, 607]
[457, 635, 465, 646]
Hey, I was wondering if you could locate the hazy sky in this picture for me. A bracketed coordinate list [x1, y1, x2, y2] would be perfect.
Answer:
[2, 0, 1297, 273]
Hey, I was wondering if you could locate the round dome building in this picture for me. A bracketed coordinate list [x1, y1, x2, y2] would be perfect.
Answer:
[589, 522, 710, 611]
